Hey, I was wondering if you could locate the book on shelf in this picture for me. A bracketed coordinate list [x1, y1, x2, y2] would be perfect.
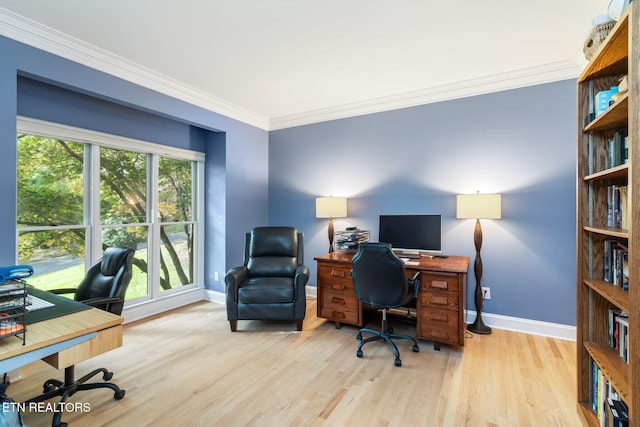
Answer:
[607, 130, 629, 168]
[603, 240, 629, 290]
[607, 185, 628, 230]
[592, 362, 627, 426]
[607, 397, 629, 427]
[608, 309, 629, 363]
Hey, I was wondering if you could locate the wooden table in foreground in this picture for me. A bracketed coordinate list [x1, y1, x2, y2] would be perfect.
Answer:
[0, 307, 123, 372]
[315, 251, 469, 349]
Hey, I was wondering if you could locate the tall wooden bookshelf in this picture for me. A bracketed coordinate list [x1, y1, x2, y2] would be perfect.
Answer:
[576, 3, 638, 426]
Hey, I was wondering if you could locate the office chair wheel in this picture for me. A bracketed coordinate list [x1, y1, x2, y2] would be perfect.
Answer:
[114, 389, 126, 400]
[394, 358, 401, 367]
[356, 350, 363, 358]
[413, 344, 419, 352]
[43, 383, 57, 393]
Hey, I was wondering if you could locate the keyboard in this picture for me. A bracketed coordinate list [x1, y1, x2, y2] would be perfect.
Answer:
[26, 295, 55, 312]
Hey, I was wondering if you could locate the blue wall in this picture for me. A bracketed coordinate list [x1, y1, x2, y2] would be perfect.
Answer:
[269, 80, 577, 325]
[1, 36, 269, 293]
[1, 34, 579, 325]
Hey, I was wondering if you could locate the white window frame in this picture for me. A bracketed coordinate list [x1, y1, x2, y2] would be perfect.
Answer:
[16, 116, 206, 305]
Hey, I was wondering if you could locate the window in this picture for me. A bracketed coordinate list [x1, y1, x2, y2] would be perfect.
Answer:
[16, 118, 204, 305]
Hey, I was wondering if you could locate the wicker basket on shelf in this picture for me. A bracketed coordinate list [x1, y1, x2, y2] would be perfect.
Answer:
[583, 21, 616, 60]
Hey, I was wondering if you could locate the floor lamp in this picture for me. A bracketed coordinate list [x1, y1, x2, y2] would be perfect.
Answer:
[456, 192, 501, 335]
[316, 196, 347, 253]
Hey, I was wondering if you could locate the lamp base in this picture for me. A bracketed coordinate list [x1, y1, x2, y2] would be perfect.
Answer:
[467, 318, 492, 335]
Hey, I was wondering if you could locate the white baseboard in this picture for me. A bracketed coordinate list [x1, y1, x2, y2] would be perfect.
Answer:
[122, 288, 207, 324]
[464, 310, 576, 341]
[187, 287, 578, 342]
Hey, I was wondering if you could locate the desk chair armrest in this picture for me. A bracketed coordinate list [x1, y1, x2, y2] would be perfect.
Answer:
[81, 296, 123, 307]
[408, 271, 421, 298]
[49, 288, 78, 295]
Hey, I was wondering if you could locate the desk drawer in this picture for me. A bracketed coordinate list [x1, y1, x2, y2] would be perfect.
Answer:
[318, 288, 360, 325]
[418, 308, 460, 345]
[317, 265, 353, 290]
[419, 290, 459, 310]
[43, 324, 123, 369]
[421, 272, 460, 292]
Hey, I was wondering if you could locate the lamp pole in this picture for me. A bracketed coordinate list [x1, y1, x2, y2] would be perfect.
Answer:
[468, 218, 491, 334]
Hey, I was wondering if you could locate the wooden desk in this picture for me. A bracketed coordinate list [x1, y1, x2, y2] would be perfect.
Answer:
[314, 252, 469, 349]
[0, 307, 123, 371]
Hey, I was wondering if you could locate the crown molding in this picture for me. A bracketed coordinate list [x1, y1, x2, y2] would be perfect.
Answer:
[1, 8, 583, 133]
[269, 59, 582, 130]
[0, 8, 270, 130]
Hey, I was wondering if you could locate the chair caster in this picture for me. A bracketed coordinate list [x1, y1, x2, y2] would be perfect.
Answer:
[103, 371, 114, 381]
[356, 350, 363, 358]
[413, 344, 419, 352]
[114, 389, 126, 400]
[394, 358, 402, 367]
[43, 383, 57, 393]
[356, 333, 362, 340]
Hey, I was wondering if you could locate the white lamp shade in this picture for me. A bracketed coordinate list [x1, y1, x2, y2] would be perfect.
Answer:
[316, 197, 347, 218]
[456, 193, 502, 219]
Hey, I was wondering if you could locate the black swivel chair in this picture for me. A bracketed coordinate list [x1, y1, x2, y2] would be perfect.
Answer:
[351, 242, 420, 367]
[27, 246, 134, 427]
[225, 226, 309, 331]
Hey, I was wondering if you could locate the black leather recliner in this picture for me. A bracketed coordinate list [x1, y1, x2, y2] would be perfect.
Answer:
[225, 226, 309, 331]
[351, 242, 420, 367]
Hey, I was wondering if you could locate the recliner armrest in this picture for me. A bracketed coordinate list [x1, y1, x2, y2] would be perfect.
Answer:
[294, 265, 310, 300]
[225, 266, 248, 300]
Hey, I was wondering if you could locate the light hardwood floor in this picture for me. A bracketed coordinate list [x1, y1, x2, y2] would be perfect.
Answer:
[9, 299, 581, 427]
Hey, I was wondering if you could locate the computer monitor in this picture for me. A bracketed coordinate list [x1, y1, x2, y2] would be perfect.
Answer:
[378, 214, 442, 255]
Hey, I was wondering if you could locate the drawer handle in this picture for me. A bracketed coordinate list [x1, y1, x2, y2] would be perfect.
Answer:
[332, 284, 345, 291]
[431, 280, 448, 290]
[332, 311, 345, 319]
[431, 296, 448, 306]
[331, 297, 346, 305]
[330, 269, 346, 278]
[429, 311, 449, 322]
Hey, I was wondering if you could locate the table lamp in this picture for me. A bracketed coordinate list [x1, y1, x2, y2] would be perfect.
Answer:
[316, 196, 347, 253]
[456, 192, 501, 334]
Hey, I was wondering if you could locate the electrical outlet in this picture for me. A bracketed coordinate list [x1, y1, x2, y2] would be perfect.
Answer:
[481, 287, 491, 300]
[214, 271, 219, 281]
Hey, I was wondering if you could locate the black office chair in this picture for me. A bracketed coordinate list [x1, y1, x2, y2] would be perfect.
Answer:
[351, 243, 420, 367]
[27, 246, 134, 427]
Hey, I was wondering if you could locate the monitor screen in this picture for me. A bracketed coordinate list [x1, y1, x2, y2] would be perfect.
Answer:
[378, 214, 442, 253]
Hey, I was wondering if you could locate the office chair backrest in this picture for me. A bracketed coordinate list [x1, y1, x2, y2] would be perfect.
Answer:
[244, 226, 303, 277]
[74, 246, 135, 315]
[351, 242, 409, 308]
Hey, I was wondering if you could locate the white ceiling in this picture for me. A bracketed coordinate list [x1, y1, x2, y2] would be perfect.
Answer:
[0, 0, 608, 130]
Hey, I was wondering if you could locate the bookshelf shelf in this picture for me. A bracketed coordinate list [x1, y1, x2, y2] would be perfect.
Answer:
[584, 279, 629, 313]
[579, 8, 629, 83]
[583, 163, 627, 181]
[584, 93, 628, 132]
[582, 225, 627, 239]
[576, 3, 637, 425]
[584, 342, 630, 403]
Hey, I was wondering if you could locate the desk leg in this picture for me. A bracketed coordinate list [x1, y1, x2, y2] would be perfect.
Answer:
[333, 321, 343, 329]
